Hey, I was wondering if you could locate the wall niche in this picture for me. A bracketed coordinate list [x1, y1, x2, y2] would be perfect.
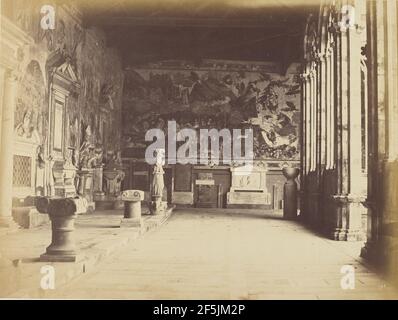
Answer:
[46, 51, 80, 198]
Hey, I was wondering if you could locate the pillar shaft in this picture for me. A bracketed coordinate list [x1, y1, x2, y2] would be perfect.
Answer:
[0, 71, 17, 228]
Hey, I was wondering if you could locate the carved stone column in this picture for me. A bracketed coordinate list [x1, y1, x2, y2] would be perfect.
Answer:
[0, 16, 32, 228]
[361, 1, 398, 287]
[0, 71, 18, 228]
[330, 23, 367, 241]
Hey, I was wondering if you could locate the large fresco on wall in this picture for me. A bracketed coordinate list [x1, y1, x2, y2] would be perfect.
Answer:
[122, 62, 300, 160]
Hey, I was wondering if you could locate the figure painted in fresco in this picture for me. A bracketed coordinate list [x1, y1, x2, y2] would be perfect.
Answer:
[254, 81, 299, 159]
[15, 109, 40, 142]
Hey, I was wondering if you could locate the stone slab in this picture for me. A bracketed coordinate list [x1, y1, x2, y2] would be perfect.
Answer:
[12, 207, 49, 229]
[120, 218, 143, 229]
[172, 192, 194, 205]
[227, 191, 271, 205]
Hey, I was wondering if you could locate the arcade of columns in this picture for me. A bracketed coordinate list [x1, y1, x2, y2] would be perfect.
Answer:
[301, 0, 398, 283]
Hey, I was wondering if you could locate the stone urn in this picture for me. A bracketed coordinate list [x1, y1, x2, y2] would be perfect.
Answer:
[282, 167, 300, 219]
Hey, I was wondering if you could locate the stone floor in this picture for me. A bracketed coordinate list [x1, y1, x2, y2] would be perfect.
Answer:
[38, 208, 398, 300]
[0, 207, 171, 297]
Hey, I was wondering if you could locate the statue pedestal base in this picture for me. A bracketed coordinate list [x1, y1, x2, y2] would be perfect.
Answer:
[150, 197, 168, 215]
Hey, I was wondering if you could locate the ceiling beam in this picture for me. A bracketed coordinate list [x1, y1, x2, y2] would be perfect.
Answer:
[86, 16, 297, 29]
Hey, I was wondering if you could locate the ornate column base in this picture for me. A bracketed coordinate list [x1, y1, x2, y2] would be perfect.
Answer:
[331, 228, 363, 241]
[329, 194, 367, 241]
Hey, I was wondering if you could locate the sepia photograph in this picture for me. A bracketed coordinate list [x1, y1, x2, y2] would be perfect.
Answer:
[0, 0, 397, 304]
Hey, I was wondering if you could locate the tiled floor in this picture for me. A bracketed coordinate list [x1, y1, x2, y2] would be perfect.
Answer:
[46, 209, 398, 299]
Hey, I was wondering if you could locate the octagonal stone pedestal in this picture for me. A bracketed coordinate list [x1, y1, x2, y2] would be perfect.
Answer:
[36, 196, 87, 262]
[120, 190, 144, 229]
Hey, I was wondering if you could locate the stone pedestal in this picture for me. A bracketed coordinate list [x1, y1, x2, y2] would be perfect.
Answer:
[150, 195, 168, 215]
[0, 72, 18, 229]
[120, 190, 144, 228]
[226, 163, 270, 207]
[53, 161, 77, 198]
[93, 165, 105, 199]
[36, 196, 87, 262]
[77, 168, 95, 211]
[282, 167, 300, 220]
[11, 196, 49, 228]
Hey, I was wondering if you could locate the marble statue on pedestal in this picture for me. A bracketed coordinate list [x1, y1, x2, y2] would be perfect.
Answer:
[150, 149, 167, 215]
